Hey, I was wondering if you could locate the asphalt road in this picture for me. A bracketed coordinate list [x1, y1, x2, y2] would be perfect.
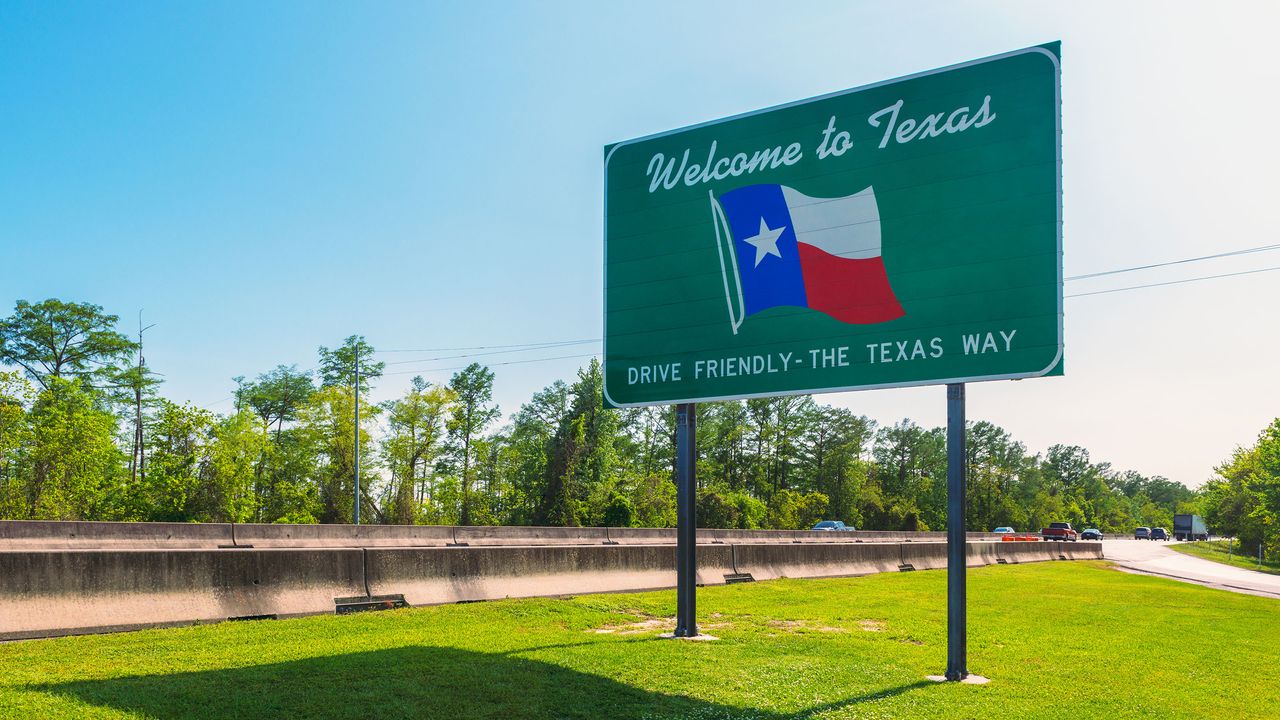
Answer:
[1102, 538, 1280, 599]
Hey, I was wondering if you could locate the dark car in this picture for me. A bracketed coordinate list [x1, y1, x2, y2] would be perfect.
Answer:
[1150, 527, 1169, 541]
[1080, 528, 1103, 540]
[1134, 527, 1151, 540]
[812, 520, 852, 531]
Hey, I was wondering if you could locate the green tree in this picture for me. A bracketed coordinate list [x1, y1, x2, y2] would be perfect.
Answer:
[766, 489, 830, 530]
[532, 360, 620, 527]
[500, 380, 570, 524]
[601, 493, 635, 528]
[965, 421, 1028, 532]
[235, 365, 315, 440]
[0, 371, 35, 517]
[0, 299, 136, 390]
[199, 411, 268, 522]
[698, 402, 748, 491]
[873, 420, 946, 528]
[697, 490, 740, 529]
[446, 363, 501, 525]
[139, 400, 213, 521]
[629, 472, 677, 528]
[1203, 418, 1280, 560]
[299, 385, 379, 524]
[21, 379, 125, 519]
[318, 335, 384, 394]
[799, 406, 874, 524]
[382, 377, 455, 525]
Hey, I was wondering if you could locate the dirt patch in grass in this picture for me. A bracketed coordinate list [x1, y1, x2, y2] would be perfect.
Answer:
[590, 617, 672, 635]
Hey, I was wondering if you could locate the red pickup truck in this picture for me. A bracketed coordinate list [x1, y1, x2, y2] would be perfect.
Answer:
[1041, 522, 1079, 541]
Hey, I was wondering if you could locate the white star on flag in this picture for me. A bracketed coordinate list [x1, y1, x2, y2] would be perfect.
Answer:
[744, 217, 785, 267]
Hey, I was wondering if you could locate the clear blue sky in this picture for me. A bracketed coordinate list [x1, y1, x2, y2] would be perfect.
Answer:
[2, 1, 1277, 487]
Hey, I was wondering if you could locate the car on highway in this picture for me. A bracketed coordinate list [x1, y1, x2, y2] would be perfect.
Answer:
[1041, 522, 1079, 541]
[1151, 527, 1170, 541]
[1134, 527, 1151, 540]
[1080, 528, 1103, 540]
[992, 526, 1016, 534]
[812, 520, 853, 531]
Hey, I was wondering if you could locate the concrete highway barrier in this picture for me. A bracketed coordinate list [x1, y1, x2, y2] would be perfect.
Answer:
[0, 521, 1104, 640]
[733, 541, 903, 580]
[998, 541, 1063, 563]
[900, 542, 949, 571]
[233, 523, 455, 548]
[1056, 541, 1103, 561]
[0, 520, 233, 549]
[0, 521, 1007, 550]
[606, 527, 677, 544]
[0, 548, 365, 640]
[366, 544, 735, 606]
[992, 542, 1103, 564]
[966, 541, 1002, 567]
[232, 517, 458, 545]
[452, 525, 611, 546]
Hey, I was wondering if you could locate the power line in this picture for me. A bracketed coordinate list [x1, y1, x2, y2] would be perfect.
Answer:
[1064, 265, 1280, 298]
[374, 338, 600, 353]
[381, 339, 597, 366]
[197, 395, 236, 410]
[381, 351, 601, 379]
[1065, 242, 1280, 281]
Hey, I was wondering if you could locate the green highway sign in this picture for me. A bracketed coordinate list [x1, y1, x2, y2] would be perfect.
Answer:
[604, 43, 1061, 407]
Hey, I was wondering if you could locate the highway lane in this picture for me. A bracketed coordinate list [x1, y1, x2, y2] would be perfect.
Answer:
[1103, 538, 1280, 599]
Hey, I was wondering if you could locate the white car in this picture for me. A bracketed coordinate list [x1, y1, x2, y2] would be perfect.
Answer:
[992, 526, 1016, 534]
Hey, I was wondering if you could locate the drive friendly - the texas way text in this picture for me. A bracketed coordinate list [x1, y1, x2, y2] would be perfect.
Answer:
[626, 329, 1018, 386]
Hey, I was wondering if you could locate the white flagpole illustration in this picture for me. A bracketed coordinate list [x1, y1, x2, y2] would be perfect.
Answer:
[709, 190, 745, 334]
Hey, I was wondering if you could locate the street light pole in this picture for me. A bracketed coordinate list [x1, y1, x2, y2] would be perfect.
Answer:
[354, 349, 360, 525]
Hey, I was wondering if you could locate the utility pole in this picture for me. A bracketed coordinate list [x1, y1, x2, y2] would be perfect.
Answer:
[131, 310, 156, 486]
[354, 347, 361, 525]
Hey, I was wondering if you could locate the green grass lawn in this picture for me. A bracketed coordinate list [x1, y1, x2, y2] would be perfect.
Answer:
[1170, 540, 1280, 576]
[2, 561, 1277, 719]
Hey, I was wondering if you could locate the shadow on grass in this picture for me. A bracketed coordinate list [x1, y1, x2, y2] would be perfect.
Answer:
[39, 643, 934, 720]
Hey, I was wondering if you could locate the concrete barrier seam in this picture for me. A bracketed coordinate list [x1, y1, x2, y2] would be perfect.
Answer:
[361, 547, 372, 599]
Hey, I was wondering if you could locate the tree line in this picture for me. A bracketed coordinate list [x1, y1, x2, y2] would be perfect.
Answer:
[0, 298, 1243, 539]
[1199, 419, 1280, 562]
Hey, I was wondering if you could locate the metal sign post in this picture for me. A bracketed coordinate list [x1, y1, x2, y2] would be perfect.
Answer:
[945, 383, 967, 681]
[674, 403, 698, 637]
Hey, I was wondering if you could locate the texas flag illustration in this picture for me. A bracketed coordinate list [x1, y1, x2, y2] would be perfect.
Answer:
[710, 184, 904, 332]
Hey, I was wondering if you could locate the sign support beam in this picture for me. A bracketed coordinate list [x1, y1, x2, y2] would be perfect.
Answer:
[674, 402, 698, 638]
[945, 383, 967, 681]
